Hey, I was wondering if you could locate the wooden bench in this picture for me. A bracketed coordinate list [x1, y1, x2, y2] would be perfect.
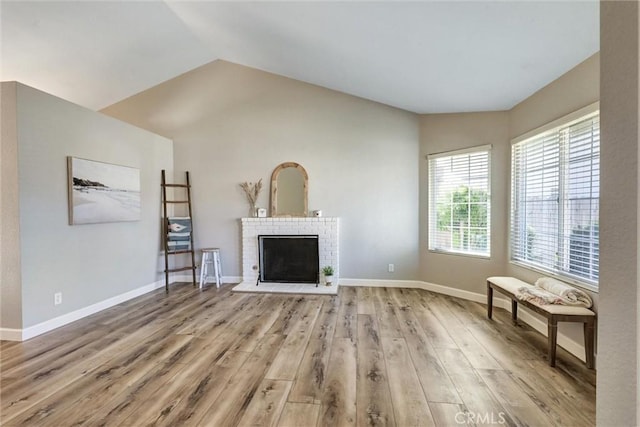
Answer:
[486, 276, 595, 369]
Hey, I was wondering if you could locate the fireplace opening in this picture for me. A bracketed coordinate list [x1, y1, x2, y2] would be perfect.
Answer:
[258, 235, 319, 285]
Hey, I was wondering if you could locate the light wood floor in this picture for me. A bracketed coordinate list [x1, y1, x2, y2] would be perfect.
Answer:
[0, 284, 595, 426]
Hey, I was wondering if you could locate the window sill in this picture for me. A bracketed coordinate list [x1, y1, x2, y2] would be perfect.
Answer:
[429, 249, 490, 260]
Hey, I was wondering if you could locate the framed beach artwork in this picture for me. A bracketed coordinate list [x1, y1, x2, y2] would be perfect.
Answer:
[67, 157, 141, 225]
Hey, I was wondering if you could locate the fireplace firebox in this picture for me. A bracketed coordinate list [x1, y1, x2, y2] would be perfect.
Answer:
[258, 235, 319, 286]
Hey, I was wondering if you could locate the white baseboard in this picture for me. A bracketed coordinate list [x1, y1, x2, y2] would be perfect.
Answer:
[339, 277, 586, 362]
[339, 278, 423, 289]
[0, 279, 166, 342]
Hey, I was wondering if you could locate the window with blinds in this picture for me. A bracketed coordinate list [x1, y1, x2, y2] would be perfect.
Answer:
[511, 110, 599, 288]
[428, 146, 491, 257]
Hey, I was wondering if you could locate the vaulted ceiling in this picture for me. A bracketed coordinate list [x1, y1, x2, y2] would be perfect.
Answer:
[1, 1, 599, 113]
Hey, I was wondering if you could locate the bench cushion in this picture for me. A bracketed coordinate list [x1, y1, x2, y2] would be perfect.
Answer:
[487, 276, 532, 294]
[536, 304, 595, 316]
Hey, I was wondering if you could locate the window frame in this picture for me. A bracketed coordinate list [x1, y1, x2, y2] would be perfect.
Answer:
[428, 144, 492, 259]
[509, 102, 600, 292]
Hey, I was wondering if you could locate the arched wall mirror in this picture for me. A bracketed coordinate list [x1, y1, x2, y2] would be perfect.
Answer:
[270, 162, 308, 217]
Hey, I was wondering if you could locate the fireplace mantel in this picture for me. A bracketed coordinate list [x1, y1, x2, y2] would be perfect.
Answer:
[240, 217, 339, 285]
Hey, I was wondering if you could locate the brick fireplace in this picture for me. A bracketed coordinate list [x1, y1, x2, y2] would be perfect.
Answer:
[240, 217, 339, 285]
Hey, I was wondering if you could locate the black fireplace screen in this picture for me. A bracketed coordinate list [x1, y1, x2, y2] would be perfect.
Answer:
[258, 235, 319, 284]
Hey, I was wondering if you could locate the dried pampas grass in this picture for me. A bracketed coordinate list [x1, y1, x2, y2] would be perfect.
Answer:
[239, 179, 263, 206]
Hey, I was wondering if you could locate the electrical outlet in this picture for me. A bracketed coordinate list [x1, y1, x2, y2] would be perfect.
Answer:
[54, 292, 62, 305]
[388, 264, 395, 273]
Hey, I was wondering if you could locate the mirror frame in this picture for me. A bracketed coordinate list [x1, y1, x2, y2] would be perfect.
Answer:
[270, 162, 308, 217]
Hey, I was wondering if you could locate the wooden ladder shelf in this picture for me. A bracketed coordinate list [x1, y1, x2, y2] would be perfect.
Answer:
[161, 170, 197, 291]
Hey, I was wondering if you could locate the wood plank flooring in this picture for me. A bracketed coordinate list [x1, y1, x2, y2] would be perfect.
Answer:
[0, 284, 595, 426]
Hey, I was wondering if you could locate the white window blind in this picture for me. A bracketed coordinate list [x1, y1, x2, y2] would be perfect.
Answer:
[429, 146, 491, 257]
[511, 112, 599, 287]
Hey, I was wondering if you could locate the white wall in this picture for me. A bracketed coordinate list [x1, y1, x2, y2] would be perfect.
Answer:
[1, 82, 23, 329]
[419, 112, 510, 294]
[597, 2, 638, 425]
[3, 82, 173, 329]
[104, 60, 421, 281]
[509, 54, 600, 139]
